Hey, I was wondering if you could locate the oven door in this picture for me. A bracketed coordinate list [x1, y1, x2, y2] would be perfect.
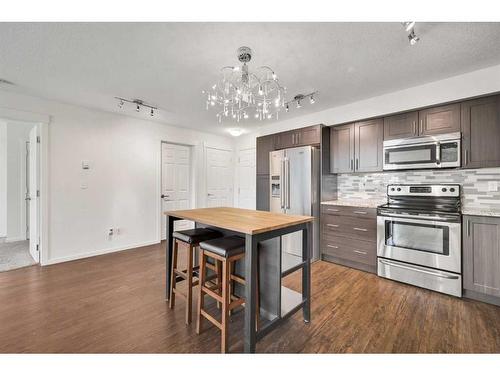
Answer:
[383, 141, 439, 170]
[377, 214, 461, 273]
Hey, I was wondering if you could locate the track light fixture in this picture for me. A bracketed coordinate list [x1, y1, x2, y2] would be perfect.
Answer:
[115, 97, 158, 117]
[402, 21, 420, 45]
[284, 92, 317, 113]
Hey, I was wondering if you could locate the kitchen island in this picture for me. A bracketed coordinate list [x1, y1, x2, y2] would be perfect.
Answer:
[164, 207, 314, 353]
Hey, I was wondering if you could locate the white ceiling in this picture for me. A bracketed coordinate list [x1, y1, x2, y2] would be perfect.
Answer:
[1, 22, 500, 136]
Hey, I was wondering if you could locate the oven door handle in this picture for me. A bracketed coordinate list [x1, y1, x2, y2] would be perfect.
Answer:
[378, 211, 459, 223]
[379, 259, 460, 279]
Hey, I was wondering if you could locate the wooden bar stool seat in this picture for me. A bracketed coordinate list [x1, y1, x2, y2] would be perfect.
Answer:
[196, 235, 259, 353]
[169, 228, 222, 325]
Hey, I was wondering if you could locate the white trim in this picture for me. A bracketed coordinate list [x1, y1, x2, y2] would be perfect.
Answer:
[43, 240, 160, 266]
[5, 236, 26, 243]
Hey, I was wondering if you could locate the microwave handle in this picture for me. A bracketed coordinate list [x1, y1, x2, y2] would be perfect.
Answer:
[436, 142, 441, 165]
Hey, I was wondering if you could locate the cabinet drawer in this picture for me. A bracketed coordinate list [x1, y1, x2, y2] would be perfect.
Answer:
[321, 236, 376, 266]
[321, 205, 377, 219]
[321, 217, 376, 242]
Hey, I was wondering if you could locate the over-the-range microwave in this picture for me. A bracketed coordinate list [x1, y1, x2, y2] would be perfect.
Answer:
[383, 132, 461, 171]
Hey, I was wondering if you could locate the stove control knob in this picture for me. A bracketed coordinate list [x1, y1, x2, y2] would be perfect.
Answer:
[391, 188, 395, 191]
[397, 187, 401, 192]
[450, 187, 455, 192]
[442, 188, 447, 192]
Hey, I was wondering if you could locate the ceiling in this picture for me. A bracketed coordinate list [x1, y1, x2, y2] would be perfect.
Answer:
[1, 22, 500, 136]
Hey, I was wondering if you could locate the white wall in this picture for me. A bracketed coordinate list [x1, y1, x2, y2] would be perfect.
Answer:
[5, 120, 34, 242]
[0, 120, 7, 238]
[0, 90, 234, 265]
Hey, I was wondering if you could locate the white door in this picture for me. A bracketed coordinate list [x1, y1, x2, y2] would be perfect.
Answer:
[236, 148, 256, 209]
[206, 147, 233, 207]
[28, 126, 39, 262]
[161, 143, 193, 239]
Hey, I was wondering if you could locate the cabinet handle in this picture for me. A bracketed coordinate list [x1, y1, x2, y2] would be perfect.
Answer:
[353, 227, 368, 232]
[467, 220, 471, 237]
[464, 149, 469, 165]
[327, 224, 339, 228]
[327, 208, 340, 212]
[356, 158, 359, 170]
[412, 121, 417, 135]
[327, 244, 339, 249]
[353, 250, 367, 255]
[420, 119, 424, 134]
[350, 159, 354, 171]
[353, 211, 367, 215]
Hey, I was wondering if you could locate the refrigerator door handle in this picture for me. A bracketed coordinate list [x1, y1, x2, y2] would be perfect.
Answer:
[286, 158, 291, 209]
[280, 160, 285, 209]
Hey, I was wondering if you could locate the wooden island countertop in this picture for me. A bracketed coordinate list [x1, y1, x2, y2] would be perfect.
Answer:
[164, 207, 314, 235]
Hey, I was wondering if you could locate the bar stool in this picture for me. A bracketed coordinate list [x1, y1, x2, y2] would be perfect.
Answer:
[196, 235, 259, 353]
[169, 228, 222, 325]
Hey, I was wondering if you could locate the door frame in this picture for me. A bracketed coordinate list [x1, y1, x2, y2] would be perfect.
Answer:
[0, 107, 49, 265]
[158, 140, 195, 242]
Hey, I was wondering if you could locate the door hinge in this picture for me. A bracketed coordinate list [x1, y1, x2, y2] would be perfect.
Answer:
[37, 190, 40, 197]
[36, 244, 39, 252]
[36, 136, 41, 144]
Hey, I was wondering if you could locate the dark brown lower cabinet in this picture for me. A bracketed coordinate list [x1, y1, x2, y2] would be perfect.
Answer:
[320, 205, 377, 273]
[463, 215, 500, 305]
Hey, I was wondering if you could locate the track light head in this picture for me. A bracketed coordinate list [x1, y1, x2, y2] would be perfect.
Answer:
[310, 95, 315, 104]
[403, 21, 416, 32]
[136, 104, 140, 112]
[150, 108, 154, 117]
[408, 30, 420, 45]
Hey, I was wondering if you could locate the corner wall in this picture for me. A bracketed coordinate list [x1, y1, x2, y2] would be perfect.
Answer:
[0, 90, 235, 265]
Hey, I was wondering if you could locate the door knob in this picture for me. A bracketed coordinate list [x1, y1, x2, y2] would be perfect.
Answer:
[161, 194, 170, 198]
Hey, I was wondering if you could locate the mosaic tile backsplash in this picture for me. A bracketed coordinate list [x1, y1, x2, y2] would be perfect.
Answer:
[332, 168, 500, 213]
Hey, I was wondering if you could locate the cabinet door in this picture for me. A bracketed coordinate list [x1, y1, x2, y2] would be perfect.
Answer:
[461, 95, 500, 169]
[273, 131, 295, 150]
[330, 124, 355, 173]
[355, 119, 383, 172]
[418, 103, 460, 136]
[256, 174, 270, 211]
[463, 215, 500, 297]
[383, 111, 418, 140]
[296, 126, 321, 146]
[256, 135, 274, 175]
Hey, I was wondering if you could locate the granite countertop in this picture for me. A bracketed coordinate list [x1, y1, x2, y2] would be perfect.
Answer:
[321, 198, 386, 209]
[461, 208, 500, 218]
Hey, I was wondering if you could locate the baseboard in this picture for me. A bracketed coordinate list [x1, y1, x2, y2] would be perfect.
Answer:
[5, 236, 27, 243]
[42, 240, 160, 266]
[463, 289, 500, 307]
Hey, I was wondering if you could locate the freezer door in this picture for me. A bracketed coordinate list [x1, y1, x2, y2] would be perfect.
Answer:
[269, 150, 285, 214]
[282, 146, 312, 258]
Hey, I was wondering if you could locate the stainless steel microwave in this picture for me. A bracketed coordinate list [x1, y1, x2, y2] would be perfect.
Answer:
[383, 132, 461, 171]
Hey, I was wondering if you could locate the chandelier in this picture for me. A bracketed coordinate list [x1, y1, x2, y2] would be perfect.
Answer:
[204, 46, 288, 123]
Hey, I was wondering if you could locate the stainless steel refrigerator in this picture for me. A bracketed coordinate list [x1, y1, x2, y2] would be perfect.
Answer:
[269, 146, 320, 269]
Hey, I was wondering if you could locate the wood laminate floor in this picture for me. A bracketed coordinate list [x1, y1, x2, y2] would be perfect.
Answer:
[0, 242, 499, 353]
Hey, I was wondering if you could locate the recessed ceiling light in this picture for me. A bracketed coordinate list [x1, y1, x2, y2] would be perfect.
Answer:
[227, 128, 244, 137]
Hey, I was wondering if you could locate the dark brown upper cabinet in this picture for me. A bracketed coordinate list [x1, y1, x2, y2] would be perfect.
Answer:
[463, 215, 500, 298]
[330, 120, 383, 173]
[383, 104, 460, 141]
[273, 125, 321, 150]
[383, 111, 418, 140]
[418, 103, 461, 136]
[355, 119, 384, 172]
[256, 135, 275, 175]
[461, 95, 500, 169]
[330, 124, 355, 173]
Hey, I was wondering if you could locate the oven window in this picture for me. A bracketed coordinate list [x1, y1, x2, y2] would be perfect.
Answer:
[385, 220, 449, 255]
[385, 144, 437, 165]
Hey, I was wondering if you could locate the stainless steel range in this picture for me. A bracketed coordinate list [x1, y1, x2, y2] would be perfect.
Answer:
[377, 184, 462, 297]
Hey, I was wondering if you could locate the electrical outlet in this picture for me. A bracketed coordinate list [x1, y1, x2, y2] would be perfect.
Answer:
[488, 181, 498, 192]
